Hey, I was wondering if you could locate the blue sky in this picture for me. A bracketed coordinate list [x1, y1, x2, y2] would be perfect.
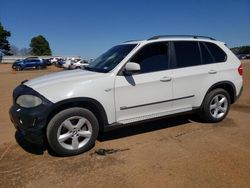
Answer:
[0, 0, 250, 58]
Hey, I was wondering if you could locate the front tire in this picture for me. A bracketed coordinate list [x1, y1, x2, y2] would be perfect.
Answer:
[15, 66, 22, 71]
[199, 88, 231, 122]
[47, 107, 99, 156]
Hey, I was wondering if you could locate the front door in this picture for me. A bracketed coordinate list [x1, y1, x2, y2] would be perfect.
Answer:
[114, 42, 173, 123]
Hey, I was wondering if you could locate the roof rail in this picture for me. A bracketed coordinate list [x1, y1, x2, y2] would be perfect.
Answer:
[148, 35, 216, 41]
[123, 39, 141, 43]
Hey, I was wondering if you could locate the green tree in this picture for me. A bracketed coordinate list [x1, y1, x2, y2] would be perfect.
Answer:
[238, 46, 250, 54]
[231, 46, 250, 54]
[30, 35, 52, 56]
[0, 22, 12, 55]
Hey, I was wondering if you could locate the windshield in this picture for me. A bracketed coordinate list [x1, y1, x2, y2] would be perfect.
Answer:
[85, 44, 137, 73]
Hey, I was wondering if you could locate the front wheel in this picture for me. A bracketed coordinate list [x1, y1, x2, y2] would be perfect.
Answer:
[15, 66, 22, 71]
[47, 107, 99, 156]
[199, 88, 231, 122]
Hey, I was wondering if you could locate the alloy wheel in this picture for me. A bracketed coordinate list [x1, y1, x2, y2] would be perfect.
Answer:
[57, 116, 92, 150]
[209, 94, 228, 119]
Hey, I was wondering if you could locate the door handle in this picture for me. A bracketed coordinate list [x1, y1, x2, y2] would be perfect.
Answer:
[160, 76, 172, 82]
[208, 70, 217, 74]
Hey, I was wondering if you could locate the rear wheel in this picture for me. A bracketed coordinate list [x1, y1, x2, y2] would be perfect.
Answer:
[47, 107, 99, 156]
[36, 65, 42, 70]
[199, 88, 231, 122]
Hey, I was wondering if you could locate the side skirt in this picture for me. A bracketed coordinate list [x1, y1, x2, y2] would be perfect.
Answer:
[103, 107, 201, 132]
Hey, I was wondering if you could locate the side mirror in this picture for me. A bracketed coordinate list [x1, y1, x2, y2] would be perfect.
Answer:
[124, 62, 140, 75]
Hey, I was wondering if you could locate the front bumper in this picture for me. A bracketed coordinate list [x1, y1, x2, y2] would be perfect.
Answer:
[9, 84, 53, 144]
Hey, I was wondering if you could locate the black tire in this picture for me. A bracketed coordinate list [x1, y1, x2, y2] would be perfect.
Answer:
[46, 107, 99, 156]
[36, 65, 42, 70]
[15, 66, 22, 71]
[199, 88, 231, 123]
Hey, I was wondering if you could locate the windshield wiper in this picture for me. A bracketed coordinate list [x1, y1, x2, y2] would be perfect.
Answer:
[85, 66, 108, 73]
[84, 66, 96, 72]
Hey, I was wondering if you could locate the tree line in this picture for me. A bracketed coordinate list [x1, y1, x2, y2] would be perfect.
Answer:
[230, 46, 250, 55]
[0, 22, 52, 56]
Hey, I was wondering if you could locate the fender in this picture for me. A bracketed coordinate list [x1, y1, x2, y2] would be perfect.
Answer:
[204, 81, 236, 105]
[47, 97, 109, 130]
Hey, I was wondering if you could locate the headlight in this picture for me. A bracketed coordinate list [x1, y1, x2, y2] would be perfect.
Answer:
[16, 95, 42, 108]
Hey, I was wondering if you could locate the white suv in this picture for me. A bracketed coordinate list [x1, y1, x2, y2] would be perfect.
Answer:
[10, 35, 243, 156]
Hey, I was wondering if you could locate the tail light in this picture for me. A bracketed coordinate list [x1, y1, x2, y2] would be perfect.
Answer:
[238, 64, 243, 76]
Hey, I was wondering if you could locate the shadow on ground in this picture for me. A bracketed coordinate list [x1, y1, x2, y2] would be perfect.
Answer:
[98, 115, 193, 142]
[15, 114, 196, 156]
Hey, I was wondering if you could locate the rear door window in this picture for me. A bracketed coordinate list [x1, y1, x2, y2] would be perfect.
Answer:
[173, 41, 201, 68]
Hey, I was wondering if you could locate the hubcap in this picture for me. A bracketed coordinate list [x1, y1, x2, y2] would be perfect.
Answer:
[209, 94, 228, 119]
[57, 116, 92, 150]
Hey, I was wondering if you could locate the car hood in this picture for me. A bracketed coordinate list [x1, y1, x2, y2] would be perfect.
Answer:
[14, 60, 22, 64]
[25, 69, 104, 90]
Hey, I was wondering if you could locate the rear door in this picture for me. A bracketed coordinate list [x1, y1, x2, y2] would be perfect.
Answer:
[171, 41, 204, 110]
[23, 59, 33, 68]
[171, 41, 227, 110]
[25, 58, 38, 68]
[31, 59, 40, 67]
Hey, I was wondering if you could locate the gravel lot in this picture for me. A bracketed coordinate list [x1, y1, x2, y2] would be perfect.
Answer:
[0, 61, 250, 188]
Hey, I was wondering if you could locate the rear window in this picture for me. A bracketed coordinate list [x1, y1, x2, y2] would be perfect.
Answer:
[204, 42, 227, 63]
[173, 41, 201, 68]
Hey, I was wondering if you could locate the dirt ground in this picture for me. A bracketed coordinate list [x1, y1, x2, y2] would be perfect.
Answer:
[0, 61, 250, 188]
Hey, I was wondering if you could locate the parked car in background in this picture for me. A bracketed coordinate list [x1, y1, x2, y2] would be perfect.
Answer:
[62, 59, 75, 69]
[62, 58, 88, 69]
[69, 59, 89, 69]
[12, 57, 47, 71]
[44, 59, 53, 66]
[0, 51, 3, 63]
[56, 59, 66, 67]
[237, 54, 250, 60]
[49, 57, 62, 65]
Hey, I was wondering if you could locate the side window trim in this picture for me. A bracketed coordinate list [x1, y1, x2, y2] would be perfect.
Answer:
[197, 42, 203, 65]
[169, 41, 176, 69]
[167, 42, 171, 70]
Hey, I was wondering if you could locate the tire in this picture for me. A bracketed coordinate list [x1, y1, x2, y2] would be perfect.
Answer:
[15, 66, 22, 71]
[36, 65, 42, 70]
[46, 107, 99, 156]
[199, 88, 231, 123]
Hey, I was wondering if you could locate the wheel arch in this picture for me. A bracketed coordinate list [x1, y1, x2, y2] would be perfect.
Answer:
[204, 81, 236, 105]
[46, 97, 109, 132]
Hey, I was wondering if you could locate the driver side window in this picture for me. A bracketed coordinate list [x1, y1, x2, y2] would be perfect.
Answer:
[130, 42, 169, 74]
